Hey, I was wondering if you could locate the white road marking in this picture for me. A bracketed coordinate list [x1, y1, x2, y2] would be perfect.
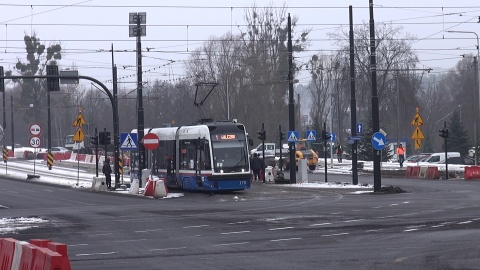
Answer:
[182, 225, 210, 229]
[221, 231, 250, 235]
[134, 229, 162, 233]
[457, 221, 473, 225]
[344, 219, 365, 223]
[310, 222, 331, 227]
[269, 227, 294, 231]
[228, 221, 250, 225]
[404, 228, 419, 232]
[322, 233, 349, 237]
[149, 247, 187, 252]
[76, 251, 117, 257]
[389, 203, 399, 206]
[69, 243, 88, 247]
[0, 204, 9, 209]
[270, 238, 302, 242]
[115, 239, 147, 243]
[89, 233, 113, 237]
[213, 242, 250, 246]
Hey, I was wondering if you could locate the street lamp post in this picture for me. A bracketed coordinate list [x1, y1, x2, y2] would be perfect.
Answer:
[447, 30, 479, 165]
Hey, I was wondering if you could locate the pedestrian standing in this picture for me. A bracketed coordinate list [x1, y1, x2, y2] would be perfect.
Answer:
[397, 144, 405, 168]
[336, 144, 344, 163]
[251, 153, 263, 182]
[103, 159, 112, 189]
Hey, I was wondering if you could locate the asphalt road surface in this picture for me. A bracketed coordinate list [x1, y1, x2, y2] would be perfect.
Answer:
[1, 174, 480, 270]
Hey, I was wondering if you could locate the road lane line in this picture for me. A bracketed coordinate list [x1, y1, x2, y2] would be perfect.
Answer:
[228, 221, 250, 225]
[0, 204, 9, 209]
[76, 251, 117, 257]
[134, 229, 162, 233]
[322, 233, 349, 237]
[221, 231, 250, 235]
[269, 227, 294, 231]
[115, 239, 147, 243]
[183, 225, 210, 229]
[270, 238, 302, 242]
[404, 229, 419, 232]
[69, 243, 88, 247]
[310, 222, 331, 227]
[149, 247, 187, 252]
[344, 219, 365, 223]
[457, 221, 473, 224]
[213, 242, 250, 246]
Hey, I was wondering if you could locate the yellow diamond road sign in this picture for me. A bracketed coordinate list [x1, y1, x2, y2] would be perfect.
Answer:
[72, 113, 86, 127]
[411, 127, 425, 139]
[73, 128, 85, 142]
[410, 113, 425, 126]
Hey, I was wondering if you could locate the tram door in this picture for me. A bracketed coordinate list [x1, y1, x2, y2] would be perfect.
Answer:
[195, 138, 206, 187]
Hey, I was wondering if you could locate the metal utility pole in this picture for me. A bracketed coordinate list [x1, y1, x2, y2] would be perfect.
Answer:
[447, 30, 479, 165]
[111, 44, 120, 187]
[287, 13, 296, 184]
[10, 96, 14, 153]
[369, 0, 381, 192]
[349, 6, 358, 185]
[129, 12, 146, 187]
[1, 67, 6, 158]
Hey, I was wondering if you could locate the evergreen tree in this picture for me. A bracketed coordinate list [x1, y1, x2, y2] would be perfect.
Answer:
[445, 110, 470, 156]
[422, 133, 435, 153]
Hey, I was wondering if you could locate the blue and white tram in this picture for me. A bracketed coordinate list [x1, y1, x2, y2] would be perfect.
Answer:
[131, 121, 253, 191]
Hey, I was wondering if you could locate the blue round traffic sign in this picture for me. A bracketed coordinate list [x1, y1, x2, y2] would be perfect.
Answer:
[371, 132, 386, 150]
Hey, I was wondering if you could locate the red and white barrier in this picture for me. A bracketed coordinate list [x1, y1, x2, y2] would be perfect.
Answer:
[144, 177, 168, 198]
[0, 238, 16, 270]
[426, 166, 440, 179]
[0, 238, 71, 270]
[464, 166, 480, 180]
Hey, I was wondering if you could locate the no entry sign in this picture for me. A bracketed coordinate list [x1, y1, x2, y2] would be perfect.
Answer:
[143, 133, 159, 150]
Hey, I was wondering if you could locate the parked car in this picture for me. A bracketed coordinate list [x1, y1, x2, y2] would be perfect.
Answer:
[404, 154, 431, 163]
[50, 147, 70, 154]
[440, 157, 475, 165]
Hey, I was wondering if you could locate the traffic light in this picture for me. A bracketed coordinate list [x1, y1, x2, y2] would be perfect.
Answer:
[439, 128, 449, 138]
[257, 130, 266, 141]
[90, 135, 98, 145]
[105, 132, 111, 145]
[322, 130, 331, 141]
[98, 131, 111, 145]
[279, 131, 285, 142]
[46, 65, 60, 92]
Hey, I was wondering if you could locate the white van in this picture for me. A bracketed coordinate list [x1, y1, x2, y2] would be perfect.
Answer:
[424, 152, 461, 163]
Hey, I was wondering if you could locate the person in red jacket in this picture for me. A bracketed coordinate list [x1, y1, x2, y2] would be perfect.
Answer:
[397, 144, 405, 168]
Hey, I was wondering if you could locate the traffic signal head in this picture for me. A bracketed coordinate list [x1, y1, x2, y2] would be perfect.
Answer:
[279, 131, 285, 141]
[90, 135, 99, 145]
[105, 132, 111, 145]
[439, 128, 449, 138]
[46, 65, 60, 92]
[257, 130, 266, 141]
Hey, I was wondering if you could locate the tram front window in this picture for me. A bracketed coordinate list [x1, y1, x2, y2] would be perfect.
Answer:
[212, 141, 248, 173]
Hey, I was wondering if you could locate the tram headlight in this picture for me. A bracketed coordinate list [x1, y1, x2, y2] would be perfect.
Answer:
[220, 169, 224, 173]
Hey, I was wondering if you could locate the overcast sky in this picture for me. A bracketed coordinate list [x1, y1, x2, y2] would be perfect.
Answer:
[1, 0, 479, 91]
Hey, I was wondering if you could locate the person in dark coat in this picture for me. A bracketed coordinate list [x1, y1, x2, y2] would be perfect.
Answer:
[251, 153, 263, 181]
[103, 159, 112, 189]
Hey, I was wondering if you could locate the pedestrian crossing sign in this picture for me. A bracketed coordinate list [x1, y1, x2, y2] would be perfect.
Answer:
[287, 131, 299, 142]
[306, 130, 316, 141]
[120, 133, 138, 150]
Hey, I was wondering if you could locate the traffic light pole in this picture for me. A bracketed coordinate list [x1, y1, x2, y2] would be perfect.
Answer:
[94, 127, 98, 177]
[323, 122, 328, 183]
[1, 72, 119, 179]
[443, 121, 448, 180]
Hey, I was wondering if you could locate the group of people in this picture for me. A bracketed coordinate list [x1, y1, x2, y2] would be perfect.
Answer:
[250, 153, 265, 182]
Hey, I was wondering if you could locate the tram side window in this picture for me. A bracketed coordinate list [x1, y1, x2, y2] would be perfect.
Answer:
[155, 140, 175, 171]
[180, 140, 196, 170]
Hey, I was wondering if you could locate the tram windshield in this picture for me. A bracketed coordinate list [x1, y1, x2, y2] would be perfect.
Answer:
[211, 133, 249, 173]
